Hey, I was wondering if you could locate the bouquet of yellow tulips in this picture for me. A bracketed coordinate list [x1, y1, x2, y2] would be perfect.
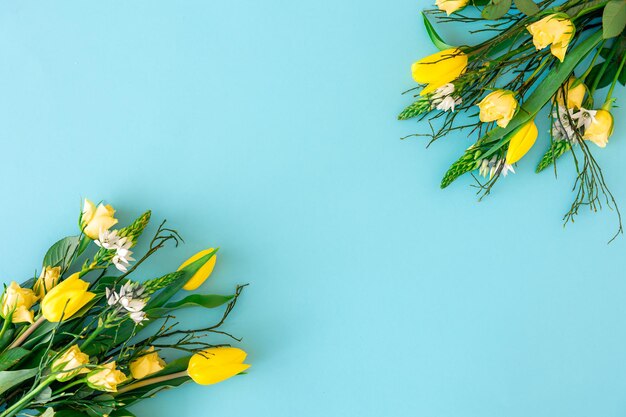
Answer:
[401, 0, 626, 239]
[0, 200, 249, 417]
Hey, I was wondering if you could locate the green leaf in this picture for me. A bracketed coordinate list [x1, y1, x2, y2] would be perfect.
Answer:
[0, 368, 38, 395]
[109, 410, 137, 417]
[0, 347, 30, 371]
[603, 0, 626, 38]
[478, 31, 603, 160]
[482, 0, 512, 20]
[164, 294, 234, 310]
[43, 236, 81, 270]
[472, 0, 491, 5]
[587, 62, 618, 89]
[514, 0, 539, 15]
[422, 13, 454, 51]
[147, 248, 219, 309]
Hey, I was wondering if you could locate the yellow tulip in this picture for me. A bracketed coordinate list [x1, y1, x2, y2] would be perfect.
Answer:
[87, 362, 127, 392]
[477, 90, 518, 128]
[435, 0, 469, 15]
[129, 347, 166, 380]
[41, 273, 95, 322]
[178, 249, 217, 291]
[187, 347, 250, 385]
[82, 199, 118, 240]
[52, 344, 90, 382]
[554, 77, 586, 109]
[411, 48, 467, 95]
[0, 282, 38, 324]
[505, 120, 539, 165]
[527, 14, 575, 62]
[33, 266, 61, 298]
[584, 109, 613, 148]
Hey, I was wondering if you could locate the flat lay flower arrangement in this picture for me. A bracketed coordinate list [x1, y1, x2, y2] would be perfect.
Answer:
[0, 200, 248, 417]
[401, 0, 626, 239]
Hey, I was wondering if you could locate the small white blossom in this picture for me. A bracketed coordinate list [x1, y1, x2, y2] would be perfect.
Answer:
[105, 282, 148, 324]
[430, 83, 462, 112]
[479, 157, 515, 179]
[571, 107, 597, 130]
[95, 230, 122, 250]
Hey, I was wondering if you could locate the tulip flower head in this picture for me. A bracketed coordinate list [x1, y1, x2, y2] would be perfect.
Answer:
[178, 248, 218, 291]
[87, 362, 127, 392]
[477, 90, 518, 128]
[435, 0, 469, 15]
[583, 109, 613, 148]
[505, 120, 539, 165]
[0, 282, 39, 324]
[527, 14, 575, 62]
[129, 347, 166, 380]
[412, 48, 467, 95]
[41, 273, 96, 322]
[52, 345, 91, 382]
[82, 199, 118, 240]
[188, 347, 250, 385]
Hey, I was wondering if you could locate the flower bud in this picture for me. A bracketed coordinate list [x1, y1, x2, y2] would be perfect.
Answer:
[52, 345, 90, 382]
[82, 199, 118, 240]
[505, 120, 539, 165]
[129, 347, 166, 380]
[41, 273, 96, 322]
[87, 362, 127, 392]
[178, 249, 217, 291]
[412, 48, 467, 95]
[187, 347, 250, 385]
[435, 0, 469, 15]
[583, 109, 613, 148]
[1, 282, 38, 324]
[33, 266, 61, 298]
[477, 90, 518, 128]
[554, 77, 586, 109]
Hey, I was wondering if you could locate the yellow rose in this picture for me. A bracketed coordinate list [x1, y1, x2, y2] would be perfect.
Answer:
[82, 199, 118, 240]
[87, 362, 127, 392]
[505, 120, 539, 165]
[584, 109, 613, 148]
[1, 282, 38, 324]
[554, 77, 586, 109]
[178, 248, 217, 291]
[477, 90, 518, 128]
[33, 266, 61, 298]
[129, 347, 166, 380]
[187, 347, 250, 385]
[41, 273, 96, 322]
[527, 14, 575, 62]
[435, 0, 469, 15]
[411, 48, 467, 95]
[52, 344, 90, 382]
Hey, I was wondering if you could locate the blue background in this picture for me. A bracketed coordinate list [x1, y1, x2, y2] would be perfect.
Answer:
[1, 1, 626, 416]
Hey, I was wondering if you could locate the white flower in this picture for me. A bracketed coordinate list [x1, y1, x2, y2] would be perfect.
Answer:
[430, 83, 462, 112]
[129, 311, 147, 324]
[479, 157, 515, 179]
[95, 230, 122, 250]
[105, 282, 148, 324]
[571, 107, 597, 130]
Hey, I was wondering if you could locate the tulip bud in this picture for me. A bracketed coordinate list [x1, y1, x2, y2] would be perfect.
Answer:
[583, 109, 613, 148]
[52, 345, 90, 382]
[435, 0, 469, 15]
[505, 120, 539, 165]
[33, 266, 61, 298]
[554, 77, 586, 109]
[129, 347, 166, 380]
[86, 362, 127, 392]
[1, 282, 38, 324]
[187, 347, 250, 385]
[477, 90, 518, 128]
[81, 199, 118, 240]
[412, 48, 467, 95]
[41, 273, 96, 322]
[178, 249, 217, 291]
[527, 14, 575, 62]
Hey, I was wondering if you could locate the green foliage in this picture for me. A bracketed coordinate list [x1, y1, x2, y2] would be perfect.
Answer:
[422, 13, 454, 50]
[0, 368, 37, 395]
[603, 0, 626, 39]
[536, 140, 572, 172]
[513, 0, 539, 16]
[397, 98, 431, 120]
[42, 236, 81, 270]
[0, 347, 30, 371]
[441, 146, 483, 188]
[482, 0, 512, 20]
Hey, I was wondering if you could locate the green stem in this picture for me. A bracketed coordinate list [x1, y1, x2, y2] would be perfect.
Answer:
[114, 371, 189, 395]
[590, 41, 618, 95]
[7, 315, 45, 350]
[605, 53, 626, 103]
[579, 41, 606, 82]
[0, 376, 55, 417]
[52, 377, 87, 396]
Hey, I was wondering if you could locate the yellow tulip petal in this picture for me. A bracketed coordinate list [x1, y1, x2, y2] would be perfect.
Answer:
[505, 120, 538, 165]
[187, 347, 250, 385]
[178, 249, 217, 291]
